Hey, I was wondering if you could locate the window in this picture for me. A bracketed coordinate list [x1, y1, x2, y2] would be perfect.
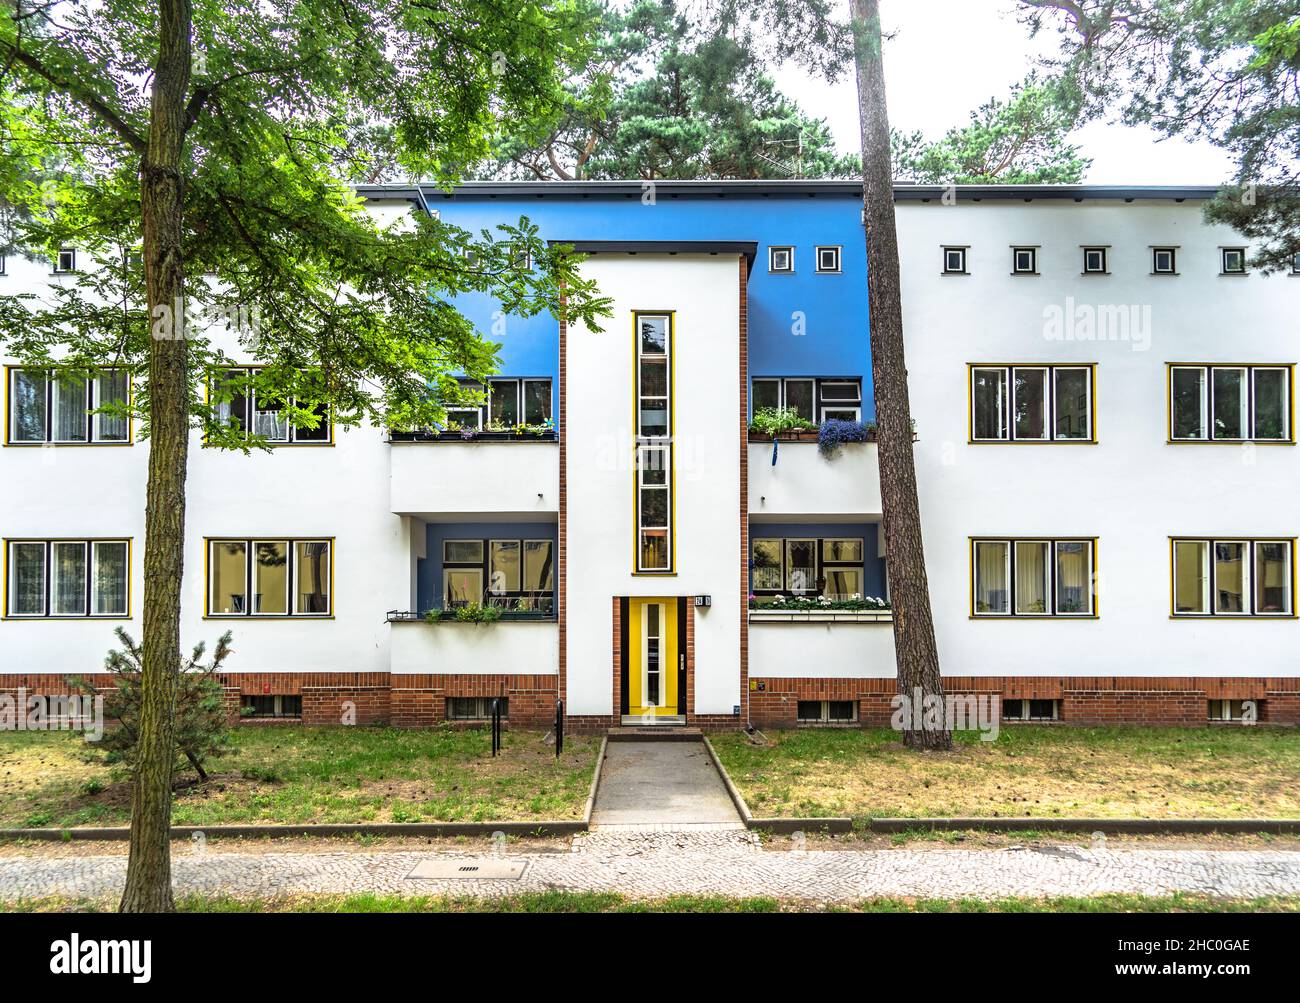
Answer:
[1221, 247, 1247, 274]
[1292, 253, 1300, 275]
[1172, 538, 1293, 617]
[206, 538, 332, 616]
[1208, 699, 1257, 723]
[483, 378, 552, 428]
[7, 368, 130, 444]
[768, 246, 794, 273]
[1082, 247, 1108, 274]
[210, 367, 331, 444]
[1152, 247, 1177, 274]
[969, 365, 1094, 442]
[1002, 699, 1060, 721]
[241, 695, 302, 719]
[972, 538, 1095, 617]
[5, 539, 129, 618]
[0, 254, 6, 275]
[751, 377, 862, 424]
[1168, 364, 1292, 442]
[750, 536, 867, 599]
[942, 246, 967, 274]
[54, 247, 76, 273]
[447, 696, 506, 721]
[440, 537, 554, 611]
[1011, 247, 1037, 274]
[815, 246, 841, 273]
[797, 700, 858, 724]
[635, 313, 674, 572]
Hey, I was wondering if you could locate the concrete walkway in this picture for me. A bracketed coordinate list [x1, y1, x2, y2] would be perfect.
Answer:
[4, 831, 1300, 904]
[589, 741, 741, 828]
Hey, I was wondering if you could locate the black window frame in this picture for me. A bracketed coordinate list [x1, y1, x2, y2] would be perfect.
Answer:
[751, 376, 862, 424]
[6, 366, 132, 445]
[208, 366, 333, 445]
[942, 246, 967, 274]
[1220, 247, 1247, 274]
[1152, 246, 1178, 274]
[241, 694, 302, 719]
[205, 537, 333, 618]
[1011, 247, 1038, 275]
[814, 245, 841, 273]
[53, 247, 77, 273]
[1167, 364, 1293, 442]
[1082, 246, 1108, 274]
[1002, 698, 1061, 721]
[968, 364, 1095, 443]
[440, 537, 555, 613]
[796, 700, 858, 724]
[750, 536, 867, 599]
[768, 245, 794, 273]
[4, 538, 131, 619]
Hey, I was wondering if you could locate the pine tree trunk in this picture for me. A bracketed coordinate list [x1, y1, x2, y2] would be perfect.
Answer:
[851, 0, 951, 751]
[119, 0, 193, 913]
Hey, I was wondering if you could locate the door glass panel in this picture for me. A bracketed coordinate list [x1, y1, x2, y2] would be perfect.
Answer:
[295, 541, 330, 614]
[752, 539, 782, 590]
[12, 370, 48, 442]
[1053, 368, 1089, 440]
[1255, 542, 1291, 614]
[1015, 541, 1049, 614]
[92, 541, 128, 616]
[1213, 542, 1247, 613]
[210, 541, 247, 614]
[11, 542, 46, 615]
[489, 540, 521, 594]
[1174, 540, 1208, 613]
[1055, 541, 1091, 614]
[974, 541, 1009, 614]
[1012, 368, 1047, 439]
[971, 368, 1006, 440]
[645, 604, 661, 706]
[1212, 368, 1247, 439]
[1171, 367, 1206, 439]
[1253, 369, 1288, 440]
[785, 540, 816, 594]
[252, 541, 288, 613]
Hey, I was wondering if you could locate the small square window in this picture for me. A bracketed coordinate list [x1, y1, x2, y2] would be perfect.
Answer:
[1152, 247, 1177, 274]
[1291, 252, 1300, 275]
[815, 246, 841, 273]
[1082, 247, 1107, 274]
[1011, 247, 1037, 274]
[943, 247, 967, 274]
[55, 247, 76, 273]
[769, 246, 794, 273]
[1221, 247, 1246, 274]
[0, 254, 6, 275]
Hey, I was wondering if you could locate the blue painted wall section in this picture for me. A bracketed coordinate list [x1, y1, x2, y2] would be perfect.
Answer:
[417, 521, 559, 612]
[431, 191, 874, 422]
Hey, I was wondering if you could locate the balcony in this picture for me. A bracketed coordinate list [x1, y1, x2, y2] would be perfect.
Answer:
[748, 433, 882, 520]
[389, 437, 558, 518]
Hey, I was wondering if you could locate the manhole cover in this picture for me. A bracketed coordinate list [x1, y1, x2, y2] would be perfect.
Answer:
[407, 859, 527, 880]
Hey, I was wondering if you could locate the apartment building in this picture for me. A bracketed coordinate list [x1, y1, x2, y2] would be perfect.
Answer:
[3, 181, 1297, 729]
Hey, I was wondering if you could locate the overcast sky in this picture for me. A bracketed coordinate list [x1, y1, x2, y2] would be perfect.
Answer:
[769, 0, 1236, 185]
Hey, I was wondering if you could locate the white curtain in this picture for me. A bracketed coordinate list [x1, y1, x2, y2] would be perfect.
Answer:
[1015, 542, 1048, 613]
[975, 542, 1008, 613]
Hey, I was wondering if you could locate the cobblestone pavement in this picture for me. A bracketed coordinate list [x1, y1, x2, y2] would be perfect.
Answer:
[5, 827, 1300, 904]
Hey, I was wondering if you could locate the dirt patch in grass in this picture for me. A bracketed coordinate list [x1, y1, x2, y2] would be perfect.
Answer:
[710, 726, 1300, 821]
[0, 727, 599, 828]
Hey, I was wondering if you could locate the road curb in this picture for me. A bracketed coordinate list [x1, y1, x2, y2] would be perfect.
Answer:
[863, 817, 1300, 835]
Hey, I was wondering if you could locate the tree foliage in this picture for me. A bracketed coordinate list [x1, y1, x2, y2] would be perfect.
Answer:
[484, 0, 856, 180]
[71, 628, 234, 782]
[891, 74, 1091, 184]
[1022, 0, 1300, 269]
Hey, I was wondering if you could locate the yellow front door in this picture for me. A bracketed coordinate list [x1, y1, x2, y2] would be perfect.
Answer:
[627, 598, 679, 718]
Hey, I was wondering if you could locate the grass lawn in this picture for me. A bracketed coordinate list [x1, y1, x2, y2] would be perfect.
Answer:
[6, 891, 1299, 913]
[0, 727, 598, 829]
[710, 726, 1300, 821]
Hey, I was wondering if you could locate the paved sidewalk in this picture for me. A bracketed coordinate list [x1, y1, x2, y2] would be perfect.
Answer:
[4, 830, 1300, 904]
[590, 741, 741, 827]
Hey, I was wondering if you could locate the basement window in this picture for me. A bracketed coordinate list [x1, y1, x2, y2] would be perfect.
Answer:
[1208, 699, 1258, 723]
[447, 696, 507, 721]
[797, 700, 858, 724]
[1002, 698, 1060, 721]
[241, 695, 302, 719]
